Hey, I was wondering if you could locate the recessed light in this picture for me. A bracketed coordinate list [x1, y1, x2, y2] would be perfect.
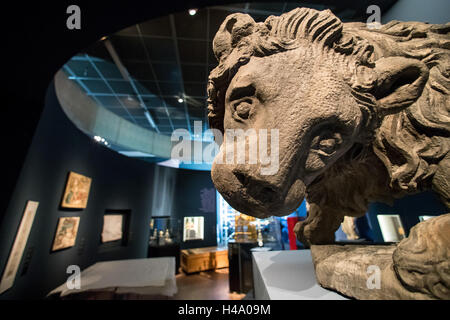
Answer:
[178, 98, 184, 103]
[100, 36, 107, 41]
[188, 9, 197, 16]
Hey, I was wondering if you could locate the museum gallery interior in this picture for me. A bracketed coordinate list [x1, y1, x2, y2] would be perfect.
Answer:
[1, 0, 449, 301]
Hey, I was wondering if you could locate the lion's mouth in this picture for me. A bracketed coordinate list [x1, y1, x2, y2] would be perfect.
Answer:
[232, 170, 280, 204]
[212, 163, 306, 218]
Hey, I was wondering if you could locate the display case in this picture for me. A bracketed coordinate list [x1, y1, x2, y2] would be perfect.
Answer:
[256, 217, 283, 250]
[148, 216, 181, 273]
[228, 215, 283, 294]
[149, 216, 180, 246]
[228, 240, 258, 294]
[231, 213, 283, 250]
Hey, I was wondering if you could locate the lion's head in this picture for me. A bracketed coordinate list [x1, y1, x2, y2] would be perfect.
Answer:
[207, 7, 450, 218]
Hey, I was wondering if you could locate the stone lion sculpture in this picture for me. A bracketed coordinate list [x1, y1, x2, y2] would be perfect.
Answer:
[207, 7, 449, 299]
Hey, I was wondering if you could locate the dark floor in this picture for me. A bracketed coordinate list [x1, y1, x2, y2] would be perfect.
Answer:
[171, 268, 246, 300]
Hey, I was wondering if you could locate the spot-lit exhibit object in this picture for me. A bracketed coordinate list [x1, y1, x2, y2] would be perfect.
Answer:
[183, 216, 204, 241]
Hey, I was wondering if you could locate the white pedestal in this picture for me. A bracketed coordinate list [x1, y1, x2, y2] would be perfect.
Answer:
[252, 250, 347, 300]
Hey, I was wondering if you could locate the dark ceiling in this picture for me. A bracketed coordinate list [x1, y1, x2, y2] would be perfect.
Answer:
[62, 1, 398, 139]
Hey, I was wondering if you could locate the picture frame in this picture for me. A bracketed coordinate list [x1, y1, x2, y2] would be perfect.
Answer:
[101, 214, 123, 243]
[183, 216, 204, 242]
[61, 171, 92, 209]
[99, 210, 131, 249]
[0, 201, 38, 294]
[52, 217, 80, 251]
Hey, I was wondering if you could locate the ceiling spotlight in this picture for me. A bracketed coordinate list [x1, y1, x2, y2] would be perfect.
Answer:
[178, 98, 184, 103]
[188, 8, 197, 16]
[100, 36, 107, 41]
[94, 135, 109, 146]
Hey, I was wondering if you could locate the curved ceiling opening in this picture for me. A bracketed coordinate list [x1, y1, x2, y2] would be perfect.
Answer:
[54, 1, 398, 170]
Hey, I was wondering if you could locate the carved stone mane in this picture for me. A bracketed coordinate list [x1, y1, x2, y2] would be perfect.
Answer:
[208, 8, 376, 133]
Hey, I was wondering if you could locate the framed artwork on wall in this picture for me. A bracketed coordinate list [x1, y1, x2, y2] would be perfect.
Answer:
[98, 210, 131, 249]
[101, 214, 123, 243]
[52, 217, 80, 251]
[0, 201, 39, 294]
[61, 171, 92, 209]
[183, 216, 204, 242]
[377, 214, 406, 242]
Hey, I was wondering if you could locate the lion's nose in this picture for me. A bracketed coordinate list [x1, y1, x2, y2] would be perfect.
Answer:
[232, 169, 279, 203]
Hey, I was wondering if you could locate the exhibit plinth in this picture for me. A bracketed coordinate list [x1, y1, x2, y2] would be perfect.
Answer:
[252, 250, 348, 300]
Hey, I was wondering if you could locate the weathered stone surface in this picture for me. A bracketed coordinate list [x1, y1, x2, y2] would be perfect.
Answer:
[311, 214, 450, 300]
[392, 213, 450, 299]
[207, 7, 450, 299]
[311, 244, 409, 299]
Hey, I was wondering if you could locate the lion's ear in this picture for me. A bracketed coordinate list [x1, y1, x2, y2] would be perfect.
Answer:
[212, 13, 256, 62]
[373, 56, 429, 115]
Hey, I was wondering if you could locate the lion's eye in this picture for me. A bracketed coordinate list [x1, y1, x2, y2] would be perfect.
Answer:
[319, 139, 336, 154]
[312, 132, 343, 156]
[228, 83, 256, 121]
[234, 101, 251, 119]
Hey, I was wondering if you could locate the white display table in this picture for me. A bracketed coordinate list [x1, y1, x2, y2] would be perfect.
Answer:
[252, 249, 347, 300]
[48, 257, 177, 299]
